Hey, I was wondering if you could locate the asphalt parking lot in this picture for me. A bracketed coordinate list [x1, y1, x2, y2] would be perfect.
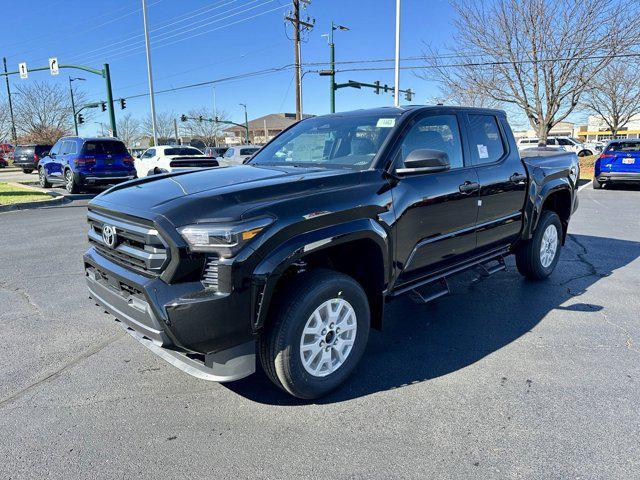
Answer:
[1, 183, 639, 479]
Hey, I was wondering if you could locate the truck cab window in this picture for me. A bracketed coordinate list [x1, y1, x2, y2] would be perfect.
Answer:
[468, 114, 505, 164]
[399, 114, 464, 169]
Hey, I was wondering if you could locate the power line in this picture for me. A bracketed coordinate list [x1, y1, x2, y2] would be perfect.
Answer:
[76, 3, 288, 66]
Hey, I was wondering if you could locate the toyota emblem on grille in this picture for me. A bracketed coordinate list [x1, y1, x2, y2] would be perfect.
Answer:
[102, 225, 117, 248]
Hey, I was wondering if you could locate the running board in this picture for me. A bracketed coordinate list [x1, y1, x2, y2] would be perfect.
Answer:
[409, 278, 450, 305]
[390, 247, 510, 298]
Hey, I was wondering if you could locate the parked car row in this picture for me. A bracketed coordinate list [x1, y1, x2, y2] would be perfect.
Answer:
[517, 136, 595, 157]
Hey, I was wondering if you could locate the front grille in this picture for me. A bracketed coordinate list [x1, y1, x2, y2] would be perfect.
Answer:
[87, 209, 169, 276]
[202, 257, 219, 289]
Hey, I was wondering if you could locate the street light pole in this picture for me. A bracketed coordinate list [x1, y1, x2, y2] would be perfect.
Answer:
[327, 22, 349, 114]
[141, 0, 158, 146]
[68, 77, 85, 136]
[239, 103, 249, 144]
[2, 57, 17, 144]
[394, 0, 401, 107]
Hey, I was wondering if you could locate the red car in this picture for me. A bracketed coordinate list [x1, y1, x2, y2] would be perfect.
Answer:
[0, 143, 13, 167]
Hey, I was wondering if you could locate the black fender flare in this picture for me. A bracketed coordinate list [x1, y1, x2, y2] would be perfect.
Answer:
[521, 175, 574, 244]
[249, 218, 390, 331]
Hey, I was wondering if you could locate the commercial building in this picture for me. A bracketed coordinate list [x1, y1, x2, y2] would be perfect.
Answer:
[224, 113, 314, 145]
[576, 115, 640, 142]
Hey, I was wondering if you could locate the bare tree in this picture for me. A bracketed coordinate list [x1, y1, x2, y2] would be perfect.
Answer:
[425, 0, 640, 145]
[182, 108, 230, 147]
[116, 113, 141, 148]
[0, 101, 12, 142]
[580, 61, 640, 138]
[12, 81, 88, 144]
[142, 112, 176, 145]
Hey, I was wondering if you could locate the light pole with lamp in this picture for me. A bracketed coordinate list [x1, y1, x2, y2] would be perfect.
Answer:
[69, 76, 86, 135]
[239, 103, 249, 144]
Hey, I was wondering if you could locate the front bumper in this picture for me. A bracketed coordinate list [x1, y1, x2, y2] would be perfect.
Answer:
[597, 172, 640, 183]
[84, 248, 255, 382]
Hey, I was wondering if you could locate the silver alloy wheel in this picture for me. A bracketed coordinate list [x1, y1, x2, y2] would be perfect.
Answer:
[65, 170, 73, 190]
[540, 224, 559, 268]
[299, 298, 357, 377]
[39, 169, 46, 187]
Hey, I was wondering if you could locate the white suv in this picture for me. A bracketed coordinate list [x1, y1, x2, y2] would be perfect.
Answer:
[517, 136, 594, 157]
[218, 145, 261, 166]
[135, 145, 215, 177]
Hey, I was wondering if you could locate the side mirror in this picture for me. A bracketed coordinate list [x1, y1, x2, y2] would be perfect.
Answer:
[396, 149, 450, 175]
[49, 152, 56, 158]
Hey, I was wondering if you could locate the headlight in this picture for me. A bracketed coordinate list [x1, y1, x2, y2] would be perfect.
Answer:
[177, 217, 273, 256]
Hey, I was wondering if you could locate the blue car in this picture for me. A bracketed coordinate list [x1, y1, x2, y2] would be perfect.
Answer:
[594, 139, 640, 189]
[38, 137, 136, 193]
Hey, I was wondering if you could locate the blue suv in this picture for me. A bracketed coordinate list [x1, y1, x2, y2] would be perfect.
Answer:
[38, 137, 136, 193]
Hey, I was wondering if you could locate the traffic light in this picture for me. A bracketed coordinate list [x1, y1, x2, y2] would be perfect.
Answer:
[180, 114, 187, 122]
[383, 84, 389, 93]
[77, 113, 84, 124]
[119, 98, 126, 110]
[405, 88, 413, 101]
[100, 102, 107, 112]
[198, 115, 203, 122]
[374, 80, 381, 94]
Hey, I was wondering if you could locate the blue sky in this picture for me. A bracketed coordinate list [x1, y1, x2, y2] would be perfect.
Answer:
[3, 0, 458, 135]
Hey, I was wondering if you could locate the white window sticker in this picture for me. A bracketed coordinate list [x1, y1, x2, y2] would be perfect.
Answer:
[376, 118, 396, 128]
[477, 144, 489, 159]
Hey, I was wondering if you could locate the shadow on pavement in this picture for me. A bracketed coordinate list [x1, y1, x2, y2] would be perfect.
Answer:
[224, 234, 640, 405]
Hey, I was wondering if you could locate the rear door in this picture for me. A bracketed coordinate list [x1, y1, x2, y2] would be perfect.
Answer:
[467, 113, 527, 251]
[82, 140, 129, 173]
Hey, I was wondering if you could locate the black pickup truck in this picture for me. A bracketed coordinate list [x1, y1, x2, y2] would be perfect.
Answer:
[84, 106, 579, 399]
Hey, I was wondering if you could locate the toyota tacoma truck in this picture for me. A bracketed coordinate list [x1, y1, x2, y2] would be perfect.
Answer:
[85, 106, 579, 399]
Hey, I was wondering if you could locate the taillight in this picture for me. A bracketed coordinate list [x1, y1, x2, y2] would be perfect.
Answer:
[75, 157, 96, 167]
[123, 156, 134, 165]
[33, 153, 39, 161]
[598, 153, 614, 160]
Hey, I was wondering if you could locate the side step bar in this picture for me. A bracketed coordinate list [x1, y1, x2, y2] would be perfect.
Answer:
[392, 248, 510, 305]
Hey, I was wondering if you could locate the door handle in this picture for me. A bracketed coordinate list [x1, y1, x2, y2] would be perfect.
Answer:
[509, 173, 527, 183]
[459, 181, 480, 193]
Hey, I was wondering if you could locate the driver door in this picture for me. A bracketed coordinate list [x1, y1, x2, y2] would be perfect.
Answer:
[392, 112, 480, 285]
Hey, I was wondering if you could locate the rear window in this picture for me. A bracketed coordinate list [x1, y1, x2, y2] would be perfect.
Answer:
[606, 142, 640, 152]
[14, 146, 35, 156]
[240, 148, 259, 156]
[164, 147, 202, 156]
[468, 114, 506, 164]
[82, 141, 128, 155]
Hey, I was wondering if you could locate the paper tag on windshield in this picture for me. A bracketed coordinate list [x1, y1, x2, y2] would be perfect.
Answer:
[477, 144, 489, 159]
[376, 118, 396, 128]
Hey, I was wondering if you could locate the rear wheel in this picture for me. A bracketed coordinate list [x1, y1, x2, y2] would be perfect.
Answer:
[516, 210, 563, 280]
[38, 167, 51, 188]
[259, 269, 370, 399]
[578, 149, 593, 157]
[64, 169, 80, 194]
[22, 168, 33, 174]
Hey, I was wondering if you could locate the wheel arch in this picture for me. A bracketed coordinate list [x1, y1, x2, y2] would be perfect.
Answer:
[526, 181, 573, 245]
[251, 219, 390, 333]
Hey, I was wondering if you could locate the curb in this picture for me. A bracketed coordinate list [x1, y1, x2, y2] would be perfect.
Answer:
[0, 185, 71, 214]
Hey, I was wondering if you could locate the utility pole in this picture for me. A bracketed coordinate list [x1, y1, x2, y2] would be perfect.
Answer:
[68, 77, 85, 136]
[2, 57, 17, 144]
[141, 0, 158, 146]
[173, 118, 179, 145]
[286, 0, 314, 120]
[394, 0, 401, 107]
[239, 103, 249, 144]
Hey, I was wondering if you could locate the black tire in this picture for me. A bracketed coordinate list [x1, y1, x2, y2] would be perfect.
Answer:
[22, 168, 33, 174]
[578, 149, 592, 157]
[38, 167, 51, 188]
[64, 169, 80, 194]
[259, 269, 370, 399]
[516, 210, 563, 280]
[592, 177, 603, 189]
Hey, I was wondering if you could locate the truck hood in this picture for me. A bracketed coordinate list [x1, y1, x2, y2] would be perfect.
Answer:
[90, 164, 362, 224]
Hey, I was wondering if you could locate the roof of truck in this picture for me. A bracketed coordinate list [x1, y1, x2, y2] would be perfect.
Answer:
[322, 105, 506, 117]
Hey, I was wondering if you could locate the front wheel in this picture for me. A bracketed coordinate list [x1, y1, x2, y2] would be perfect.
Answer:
[516, 210, 563, 280]
[259, 269, 370, 399]
[64, 169, 80, 194]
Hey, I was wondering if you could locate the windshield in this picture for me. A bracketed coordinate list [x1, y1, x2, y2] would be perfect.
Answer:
[249, 113, 399, 169]
[606, 142, 640, 152]
[165, 147, 202, 156]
